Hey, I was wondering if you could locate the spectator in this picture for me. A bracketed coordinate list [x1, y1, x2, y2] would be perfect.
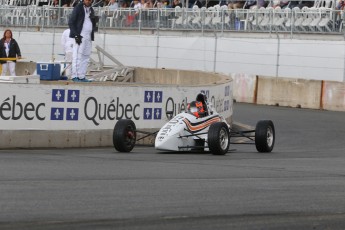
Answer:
[0, 29, 21, 76]
[162, 0, 170, 7]
[52, 0, 72, 7]
[51, 0, 59, 6]
[61, 28, 74, 78]
[153, 0, 169, 8]
[192, 0, 202, 8]
[101, 0, 118, 26]
[244, 0, 256, 8]
[68, 0, 97, 82]
[296, 1, 314, 8]
[61, 0, 72, 7]
[133, 0, 143, 10]
[121, 1, 129, 7]
[132, 0, 142, 19]
[143, 0, 153, 8]
[70, 0, 79, 7]
[337, 0, 345, 9]
[153, 0, 163, 8]
[50, 0, 62, 22]
[108, 0, 119, 9]
[272, 0, 290, 8]
[243, 0, 267, 8]
[219, 0, 227, 6]
[172, 0, 182, 8]
[256, 0, 266, 7]
[228, 0, 244, 9]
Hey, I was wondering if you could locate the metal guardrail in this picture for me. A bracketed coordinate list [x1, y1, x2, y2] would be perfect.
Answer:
[0, 5, 344, 34]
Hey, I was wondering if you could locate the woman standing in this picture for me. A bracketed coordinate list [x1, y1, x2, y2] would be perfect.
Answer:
[0, 29, 22, 76]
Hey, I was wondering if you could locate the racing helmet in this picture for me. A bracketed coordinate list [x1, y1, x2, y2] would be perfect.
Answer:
[195, 93, 208, 115]
[196, 93, 207, 104]
[187, 101, 205, 118]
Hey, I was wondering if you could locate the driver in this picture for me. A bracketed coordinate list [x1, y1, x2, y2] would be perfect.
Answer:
[187, 101, 206, 118]
[196, 93, 209, 116]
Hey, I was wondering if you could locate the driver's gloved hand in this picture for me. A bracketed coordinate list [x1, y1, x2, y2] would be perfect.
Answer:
[75, 35, 83, 45]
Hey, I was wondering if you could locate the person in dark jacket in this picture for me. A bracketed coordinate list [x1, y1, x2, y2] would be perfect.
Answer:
[0, 29, 21, 76]
[68, 0, 97, 82]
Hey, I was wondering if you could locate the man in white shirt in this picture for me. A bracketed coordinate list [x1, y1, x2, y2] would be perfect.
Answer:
[133, 0, 142, 13]
[68, 0, 96, 82]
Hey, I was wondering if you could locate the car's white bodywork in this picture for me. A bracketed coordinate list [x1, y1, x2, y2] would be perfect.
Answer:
[155, 109, 228, 151]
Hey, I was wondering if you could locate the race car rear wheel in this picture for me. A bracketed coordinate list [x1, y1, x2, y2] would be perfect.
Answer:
[255, 120, 275, 153]
[208, 122, 230, 155]
[113, 119, 136, 152]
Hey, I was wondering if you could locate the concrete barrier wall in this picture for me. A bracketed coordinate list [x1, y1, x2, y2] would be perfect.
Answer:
[231, 73, 257, 104]
[134, 68, 228, 85]
[232, 75, 345, 112]
[0, 128, 158, 148]
[322, 81, 345, 111]
[257, 77, 322, 109]
[0, 130, 112, 149]
[0, 62, 36, 76]
[16, 62, 37, 76]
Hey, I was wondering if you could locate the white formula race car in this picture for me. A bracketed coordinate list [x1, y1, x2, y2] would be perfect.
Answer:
[113, 94, 275, 155]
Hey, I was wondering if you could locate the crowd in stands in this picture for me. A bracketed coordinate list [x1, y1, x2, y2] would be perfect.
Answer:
[97, 0, 339, 10]
[96, 0, 338, 10]
[91, 0, 183, 9]
[2, 0, 342, 10]
[1, 0, 341, 33]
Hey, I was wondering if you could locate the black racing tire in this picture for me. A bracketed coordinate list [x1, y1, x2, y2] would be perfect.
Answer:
[113, 119, 136, 152]
[208, 122, 230, 155]
[255, 120, 275, 153]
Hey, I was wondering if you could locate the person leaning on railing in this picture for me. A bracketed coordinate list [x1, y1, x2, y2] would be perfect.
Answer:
[289, 0, 313, 9]
[0, 29, 21, 76]
[172, 0, 182, 8]
[244, 0, 256, 9]
[108, 0, 119, 9]
[228, 0, 244, 9]
[101, 0, 119, 26]
[271, 0, 290, 8]
[336, 0, 345, 10]
[61, 0, 73, 7]
[143, 0, 154, 8]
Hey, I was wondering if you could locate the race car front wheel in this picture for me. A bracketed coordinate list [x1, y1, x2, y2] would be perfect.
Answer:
[208, 122, 230, 155]
[255, 120, 275, 153]
[113, 119, 136, 152]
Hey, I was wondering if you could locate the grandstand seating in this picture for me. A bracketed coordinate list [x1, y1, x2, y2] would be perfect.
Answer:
[272, 6, 285, 30]
[0, 2, 343, 34]
[191, 5, 202, 28]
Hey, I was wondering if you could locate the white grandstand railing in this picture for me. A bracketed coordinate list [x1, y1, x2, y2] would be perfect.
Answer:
[0, 5, 344, 34]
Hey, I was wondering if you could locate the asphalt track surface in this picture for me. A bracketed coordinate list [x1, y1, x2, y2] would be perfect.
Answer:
[1, 103, 345, 230]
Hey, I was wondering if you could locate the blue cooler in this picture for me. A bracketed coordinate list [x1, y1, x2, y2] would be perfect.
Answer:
[37, 63, 61, 80]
